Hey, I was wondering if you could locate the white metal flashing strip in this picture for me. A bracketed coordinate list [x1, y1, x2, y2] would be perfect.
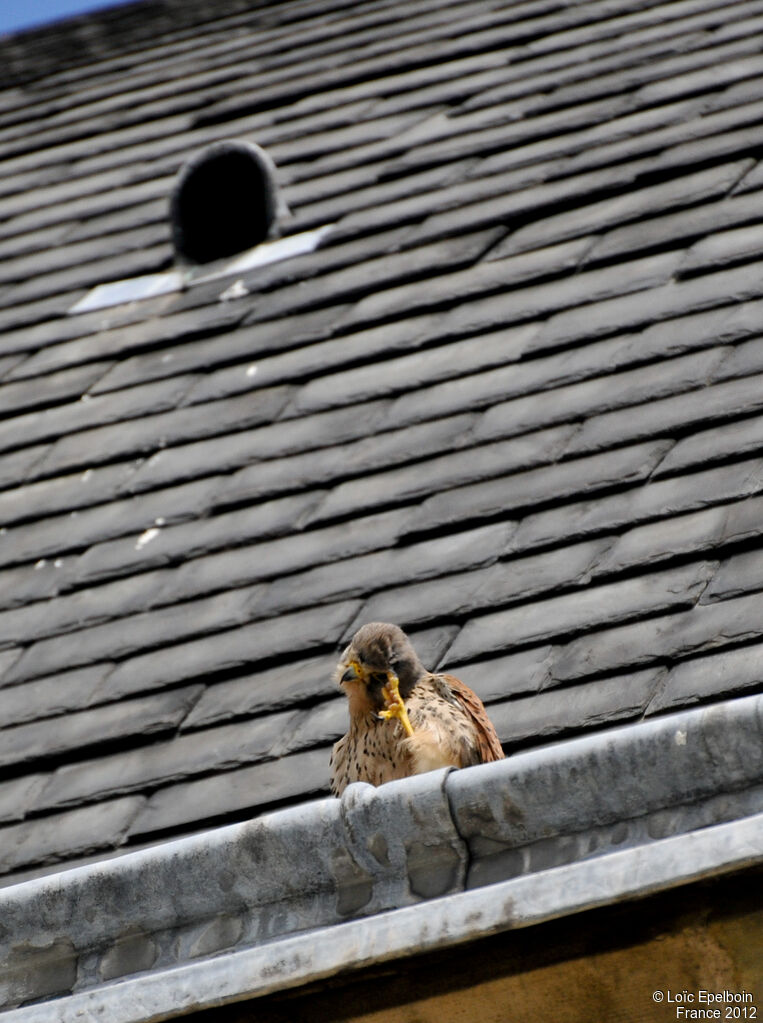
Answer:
[5, 812, 762, 1023]
[67, 225, 333, 315]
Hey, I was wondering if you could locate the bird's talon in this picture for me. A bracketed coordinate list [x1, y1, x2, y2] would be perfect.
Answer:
[380, 671, 415, 737]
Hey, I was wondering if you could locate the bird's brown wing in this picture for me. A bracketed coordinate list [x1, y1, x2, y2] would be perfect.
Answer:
[438, 673, 505, 763]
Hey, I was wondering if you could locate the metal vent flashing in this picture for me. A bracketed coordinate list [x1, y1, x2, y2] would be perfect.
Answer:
[68, 140, 331, 316]
[1, 694, 762, 1020]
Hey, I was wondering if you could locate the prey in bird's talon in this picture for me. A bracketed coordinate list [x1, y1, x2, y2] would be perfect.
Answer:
[377, 671, 415, 737]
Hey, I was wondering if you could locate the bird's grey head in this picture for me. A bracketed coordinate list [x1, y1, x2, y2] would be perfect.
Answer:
[336, 622, 427, 702]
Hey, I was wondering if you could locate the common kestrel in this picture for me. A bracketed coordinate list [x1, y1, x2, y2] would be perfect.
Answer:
[330, 622, 504, 796]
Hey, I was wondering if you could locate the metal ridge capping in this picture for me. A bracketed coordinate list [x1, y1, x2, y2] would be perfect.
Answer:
[2, 694, 762, 1013]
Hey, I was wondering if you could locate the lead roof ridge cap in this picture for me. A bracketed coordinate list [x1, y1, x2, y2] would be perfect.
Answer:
[1, 691, 760, 908]
[3, 812, 762, 1023]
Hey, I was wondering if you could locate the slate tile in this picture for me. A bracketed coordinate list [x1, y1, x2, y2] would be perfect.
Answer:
[0, 290, 173, 361]
[457, 25, 706, 117]
[0, 291, 84, 334]
[536, 261, 763, 353]
[591, 505, 729, 578]
[557, 95, 763, 191]
[447, 561, 714, 664]
[655, 412, 763, 477]
[183, 653, 338, 731]
[646, 116, 763, 180]
[219, 411, 478, 509]
[330, 158, 554, 242]
[288, 159, 476, 229]
[5, 586, 261, 685]
[0, 796, 144, 875]
[497, 161, 750, 257]
[15, 302, 249, 378]
[353, 563, 495, 632]
[2, 665, 111, 728]
[271, 697, 346, 756]
[647, 643, 763, 714]
[0, 162, 159, 224]
[289, 324, 536, 417]
[273, 108, 440, 167]
[443, 646, 554, 703]
[733, 154, 763, 194]
[512, 458, 763, 554]
[488, 668, 663, 748]
[523, 0, 735, 56]
[409, 440, 669, 537]
[1, 241, 172, 309]
[475, 347, 727, 446]
[193, 222, 424, 311]
[91, 304, 346, 395]
[0, 568, 172, 647]
[0, 222, 169, 290]
[0, 560, 76, 614]
[637, 53, 763, 105]
[102, 600, 360, 701]
[385, 93, 637, 177]
[308, 424, 575, 526]
[586, 190, 763, 267]
[568, 371, 763, 456]
[130, 400, 390, 494]
[405, 623, 461, 671]
[0, 476, 220, 571]
[0, 222, 70, 262]
[654, 127, 763, 188]
[0, 443, 49, 490]
[35, 709, 297, 812]
[246, 227, 504, 325]
[161, 506, 411, 605]
[714, 335, 763, 381]
[259, 522, 514, 620]
[180, 327, 405, 410]
[391, 249, 682, 344]
[0, 462, 138, 529]
[721, 492, 763, 546]
[507, 39, 752, 122]
[401, 162, 651, 248]
[71, 491, 321, 588]
[0, 685, 202, 770]
[66, 196, 167, 243]
[702, 547, 763, 604]
[355, 538, 609, 632]
[337, 236, 591, 331]
[0, 352, 26, 381]
[636, 302, 761, 360]
[129, 747, 329, 838]
[34, 386, 293, 478]
[0, 373, 199, 458]
[0, 774, 48, 825]
[0, 647, 21, 685]
[552, 589, 763, 682]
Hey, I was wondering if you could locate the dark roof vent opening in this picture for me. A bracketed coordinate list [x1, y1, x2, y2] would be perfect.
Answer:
[170, 140, 288, 266]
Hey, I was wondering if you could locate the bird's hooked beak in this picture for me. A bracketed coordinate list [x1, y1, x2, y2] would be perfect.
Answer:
[340, 659, 364, 684]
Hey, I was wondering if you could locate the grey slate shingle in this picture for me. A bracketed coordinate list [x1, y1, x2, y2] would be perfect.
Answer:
[447, 561, 715, 664]
[488, 667, 665, 747]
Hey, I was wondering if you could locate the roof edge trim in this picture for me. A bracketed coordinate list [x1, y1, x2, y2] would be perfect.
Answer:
[5, 812, 762, 1023]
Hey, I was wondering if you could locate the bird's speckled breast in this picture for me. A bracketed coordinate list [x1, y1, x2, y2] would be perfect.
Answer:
[330, 675, 478, 795]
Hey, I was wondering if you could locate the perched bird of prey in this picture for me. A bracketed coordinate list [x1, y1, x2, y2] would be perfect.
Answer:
[330, 622, 504, 796]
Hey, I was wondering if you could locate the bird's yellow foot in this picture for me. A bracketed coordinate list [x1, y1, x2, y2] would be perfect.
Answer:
[378, 671, 415, 737]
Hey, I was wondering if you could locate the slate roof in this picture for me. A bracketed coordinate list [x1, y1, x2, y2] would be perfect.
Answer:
[2, 0, 763, 887]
